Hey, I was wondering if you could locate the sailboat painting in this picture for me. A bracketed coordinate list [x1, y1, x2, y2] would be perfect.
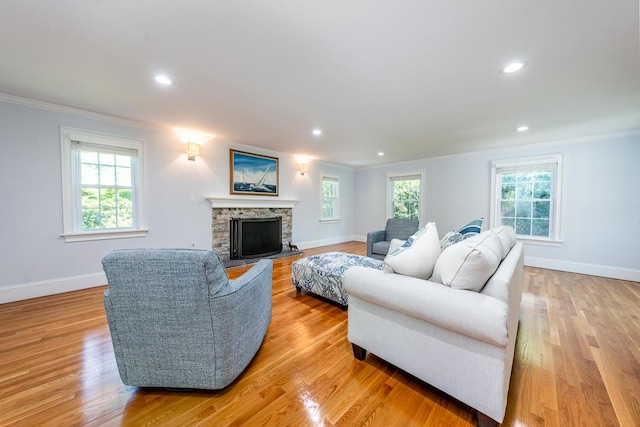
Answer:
[230, 149, 279, 196]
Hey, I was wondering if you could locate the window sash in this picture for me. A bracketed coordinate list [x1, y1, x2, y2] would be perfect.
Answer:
[72, 140, 138, 157]
[388, 173, 422, 221]
[61, 126, 146, 242]
[496, 170, 556, 238]
[495, 162, 558, 174]
[491, 154, 563, 244]
[73, 144, 138, 231]
[321, 176, 340, 220]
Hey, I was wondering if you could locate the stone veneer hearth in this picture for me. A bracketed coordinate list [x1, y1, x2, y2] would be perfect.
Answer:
[208, 198, 298, 261]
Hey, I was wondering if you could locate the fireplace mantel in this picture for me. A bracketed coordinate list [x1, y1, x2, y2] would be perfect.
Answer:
[207, 197, 299, 209]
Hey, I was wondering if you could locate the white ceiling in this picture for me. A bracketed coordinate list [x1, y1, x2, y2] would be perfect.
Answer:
[1, 1, 639, 167]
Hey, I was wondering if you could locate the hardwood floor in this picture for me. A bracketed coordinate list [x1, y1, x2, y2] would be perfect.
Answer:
[1, 242, 639, 426]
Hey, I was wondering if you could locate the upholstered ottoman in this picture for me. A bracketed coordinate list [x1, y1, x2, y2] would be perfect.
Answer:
[291, 252, 384, 308]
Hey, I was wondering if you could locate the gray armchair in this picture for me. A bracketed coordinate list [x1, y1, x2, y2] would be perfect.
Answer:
[366, 218, 419, 259]
[102, 248, 272, 390]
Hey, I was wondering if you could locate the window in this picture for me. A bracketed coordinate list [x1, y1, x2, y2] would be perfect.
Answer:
[61, 127, 147, 242]
[388, 173, 422, 221]
[490, 154, 563, 244]
[321, 175, 340, 221]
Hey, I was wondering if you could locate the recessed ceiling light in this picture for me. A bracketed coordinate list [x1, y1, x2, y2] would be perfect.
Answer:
[502, 61, 526, 74]
[155, 75, 173, 85]
[378, 152, 384, 156]
[517, 126, 529, 132]
[312, 129, 322, 136]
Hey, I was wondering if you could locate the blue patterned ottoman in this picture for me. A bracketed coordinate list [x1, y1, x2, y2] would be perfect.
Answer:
[292, 252, 384, 308]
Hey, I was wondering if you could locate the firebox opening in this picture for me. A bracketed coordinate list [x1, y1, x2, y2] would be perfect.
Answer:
[230, 217, 282, 259]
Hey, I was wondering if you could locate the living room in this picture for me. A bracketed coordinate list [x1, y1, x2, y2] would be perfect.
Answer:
[1, 102, 638, 302]
[1, 2, 639, 426]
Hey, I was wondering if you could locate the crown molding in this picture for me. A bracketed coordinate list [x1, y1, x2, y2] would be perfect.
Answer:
[0, 92, 157, 130]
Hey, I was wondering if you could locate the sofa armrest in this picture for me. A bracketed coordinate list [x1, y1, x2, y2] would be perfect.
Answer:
[366, 230, 386, 257]
[344, 267, 509, 347]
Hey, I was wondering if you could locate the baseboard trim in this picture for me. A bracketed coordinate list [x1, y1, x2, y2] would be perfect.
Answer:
[3, 251, 636, 304]
[524, 256, 640, 282]
[298, 235, 361, 250]
[0, 273, 107, 304]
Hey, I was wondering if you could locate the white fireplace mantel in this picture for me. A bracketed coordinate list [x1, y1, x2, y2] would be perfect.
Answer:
[207, 197, 299, 209]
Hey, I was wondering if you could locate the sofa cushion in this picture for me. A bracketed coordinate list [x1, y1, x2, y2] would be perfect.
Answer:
[384, 222, 441, 280]
[430, 231, 502, 292]
[489, 226, 517, 259]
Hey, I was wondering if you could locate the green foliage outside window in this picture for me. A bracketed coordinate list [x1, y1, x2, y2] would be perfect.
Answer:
[322, 178, 338, 220]
[392, 179, 420, 220]
[499, 171, 552, 238]
[80, 151, 134, 230]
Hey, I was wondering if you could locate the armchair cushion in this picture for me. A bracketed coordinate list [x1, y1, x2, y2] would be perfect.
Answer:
[371, 240, 391, 256]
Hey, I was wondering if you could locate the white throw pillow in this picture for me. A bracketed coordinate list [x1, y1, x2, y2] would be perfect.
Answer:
[384, 222, 441, 280]
[430, 231, 502, 292]
[387, 238, 406, 254]
[382, 238, 407, 272]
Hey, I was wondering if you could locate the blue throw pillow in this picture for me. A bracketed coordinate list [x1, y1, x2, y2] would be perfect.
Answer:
[440, 230, 471, 250]
[457, 217, 484, 235]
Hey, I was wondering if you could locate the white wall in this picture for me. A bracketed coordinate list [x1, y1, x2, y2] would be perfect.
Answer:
[0, 98, 355, 302]
[288, 164, 358, 247]
[354, 132, 640, 281]
[1, 96, 638, 303]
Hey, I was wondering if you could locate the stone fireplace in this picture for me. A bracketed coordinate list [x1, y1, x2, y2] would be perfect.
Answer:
[208, 198, 298, 261]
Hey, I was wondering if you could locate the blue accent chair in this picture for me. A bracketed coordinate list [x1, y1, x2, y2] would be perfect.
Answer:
[366, 218, 419, 259]
[102, 248, 272, 390]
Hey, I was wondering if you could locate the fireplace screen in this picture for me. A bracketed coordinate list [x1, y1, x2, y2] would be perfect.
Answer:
[230, 217, 282, 259]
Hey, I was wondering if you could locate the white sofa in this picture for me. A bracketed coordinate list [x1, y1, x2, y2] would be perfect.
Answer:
[344, 226, 523, 427]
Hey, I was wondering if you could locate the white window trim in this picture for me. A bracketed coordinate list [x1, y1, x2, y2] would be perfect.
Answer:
[386, 171, 424, 223]
[320, 174, 340, 222]
[60, 126, 148, 242]
[490, 153, 564, 246]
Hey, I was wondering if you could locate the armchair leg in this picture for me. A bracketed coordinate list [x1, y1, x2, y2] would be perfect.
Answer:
[351, 344, 366, 361]
[476, 411, 497, 427]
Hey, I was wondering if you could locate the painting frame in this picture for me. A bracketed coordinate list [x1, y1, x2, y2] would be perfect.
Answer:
[229, 149, 279, 196]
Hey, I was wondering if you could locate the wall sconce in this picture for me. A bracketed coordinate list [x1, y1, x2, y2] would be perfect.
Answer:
[186, 142, 201, 161]
[298, 163, 309, 175]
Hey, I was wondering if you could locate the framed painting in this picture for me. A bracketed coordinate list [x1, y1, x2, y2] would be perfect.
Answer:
[230, 149, 279, 196]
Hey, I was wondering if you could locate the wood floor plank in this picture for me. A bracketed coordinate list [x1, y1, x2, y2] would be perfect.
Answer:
[1, 242, 639, 426]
